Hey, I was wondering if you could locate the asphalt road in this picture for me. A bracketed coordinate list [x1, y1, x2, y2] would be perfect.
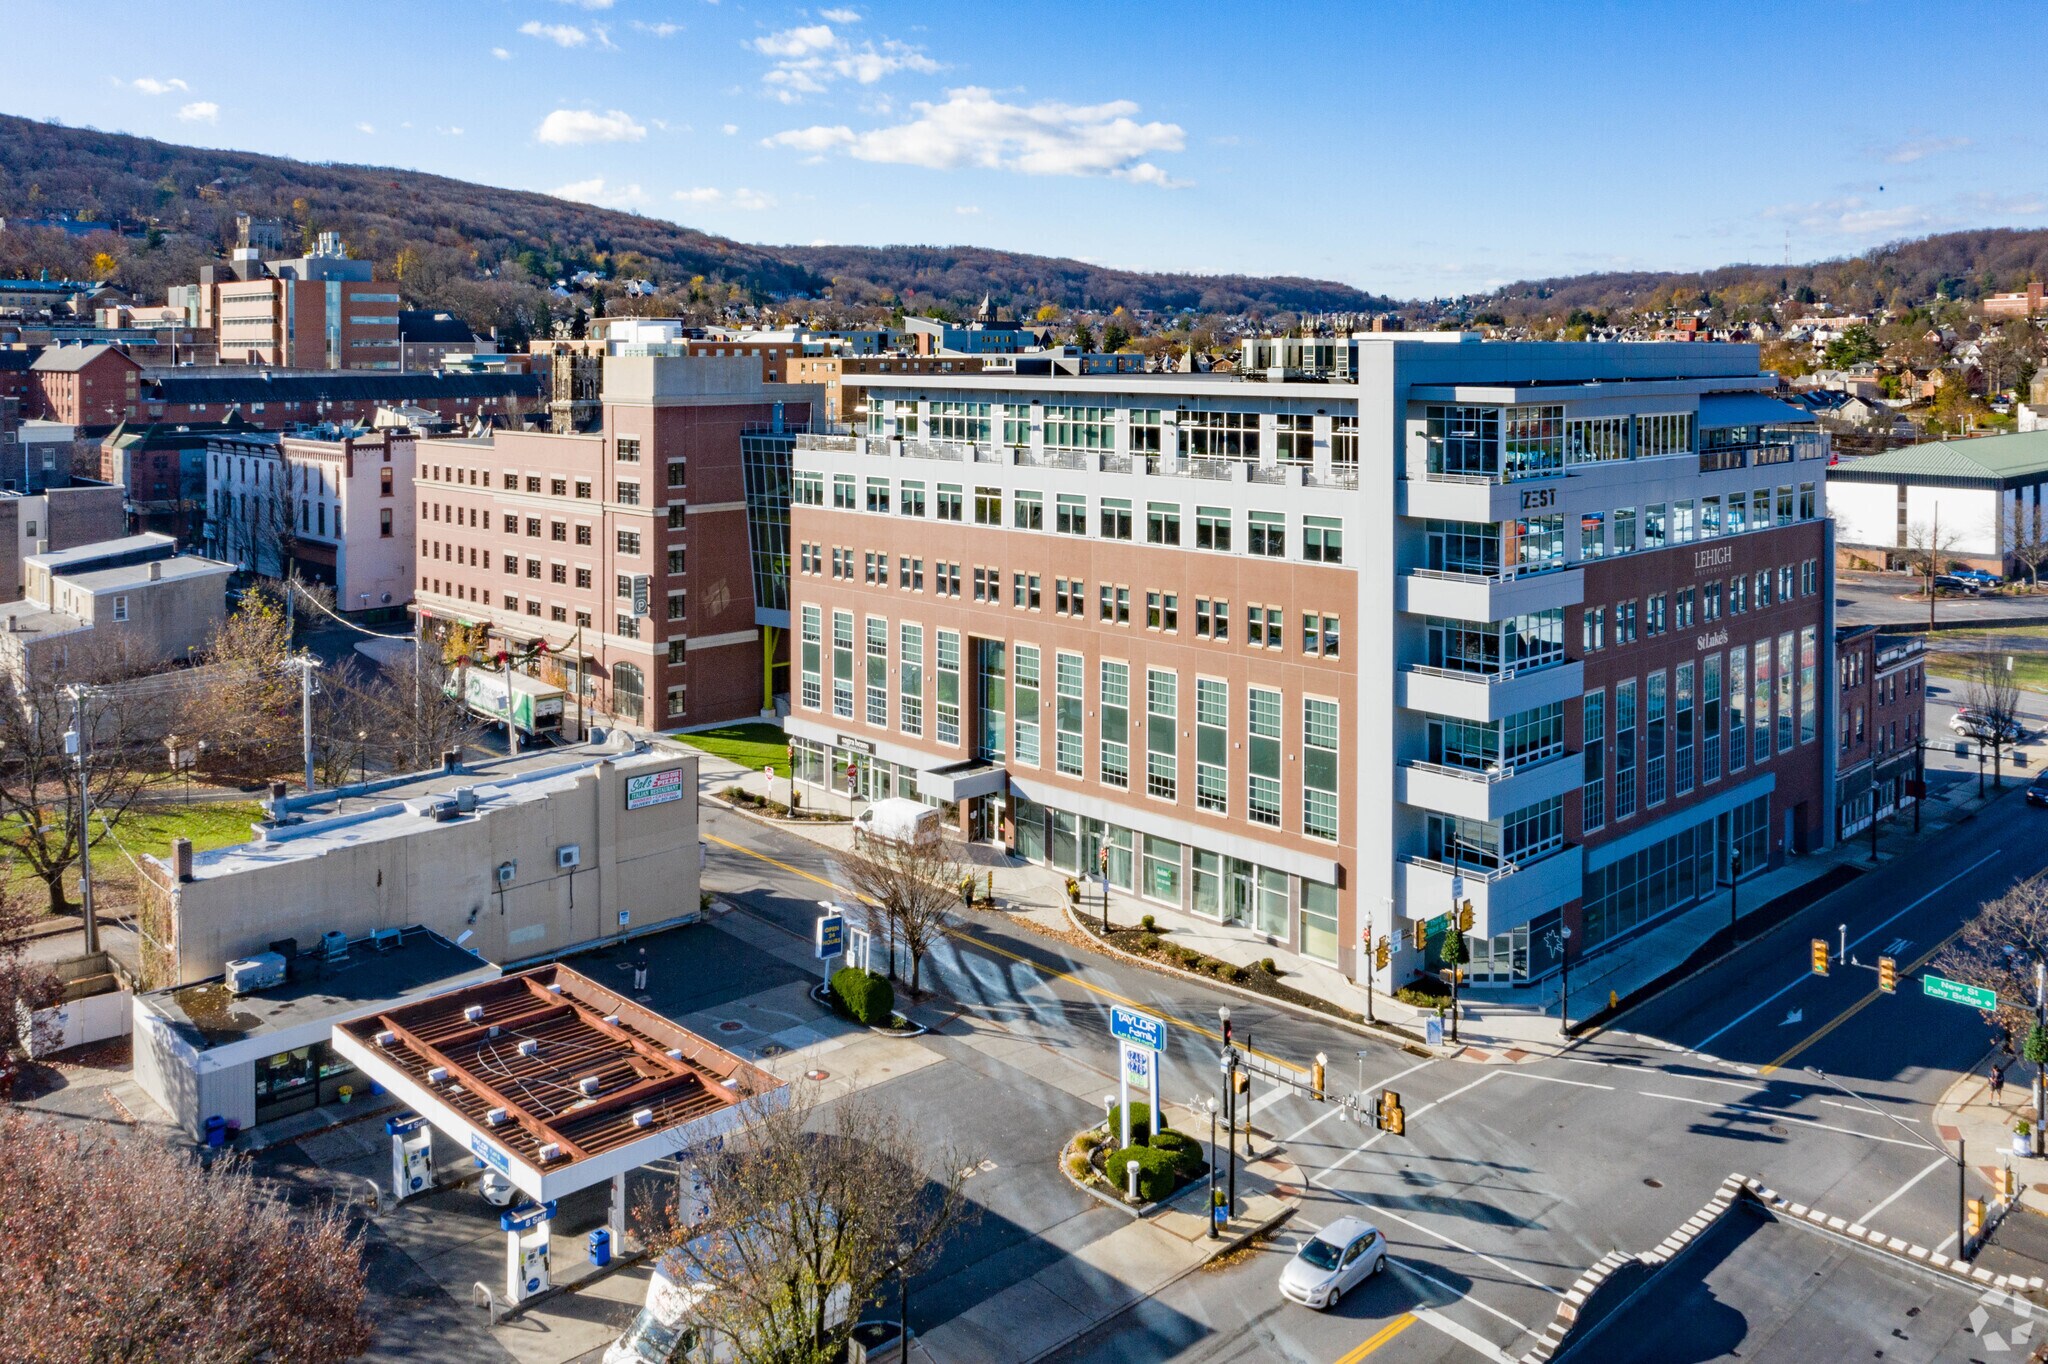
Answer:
[1836, 573, 2048, 628]
[691, 786, 2048, 1363]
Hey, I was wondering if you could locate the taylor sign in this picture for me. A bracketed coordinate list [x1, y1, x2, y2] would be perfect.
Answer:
[1110, 1005, 1165, 1052]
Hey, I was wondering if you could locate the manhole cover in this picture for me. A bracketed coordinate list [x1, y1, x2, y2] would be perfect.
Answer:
[716, 1021, 745, 1033]
[1768, 1124, 1790, 1137]
[1643, 1178, 1664, 1188]
[805, 1069, 830, 1081]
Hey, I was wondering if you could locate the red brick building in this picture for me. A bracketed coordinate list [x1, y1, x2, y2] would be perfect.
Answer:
[1833, 627, 1926, 841]
[29, 344, 141, 425]
[415, 355, 817, 731]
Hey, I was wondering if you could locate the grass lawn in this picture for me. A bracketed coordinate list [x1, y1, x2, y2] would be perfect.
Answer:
[1925, 627, 2048, 693]
[669, 722, 789, 776]
[3, 800, 264, 910]
[1927, 651, 2048, 693]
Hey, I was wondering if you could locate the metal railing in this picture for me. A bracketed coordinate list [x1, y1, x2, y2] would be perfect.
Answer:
[1402, 656, 1566, 684]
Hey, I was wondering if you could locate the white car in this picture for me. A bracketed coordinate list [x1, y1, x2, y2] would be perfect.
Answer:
[1279, 1215, 1386, 1309]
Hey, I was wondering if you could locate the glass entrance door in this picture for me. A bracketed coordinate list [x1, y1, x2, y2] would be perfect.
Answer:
[1225, 857, 1255, 927]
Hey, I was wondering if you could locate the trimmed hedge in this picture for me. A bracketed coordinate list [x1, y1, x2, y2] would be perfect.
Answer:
[1104, 1144, 1181, 1202]
[1106, 1101, 1152, 1145]
[1149, 1128, 1207, 1179]
[832, 966, 895, 1026]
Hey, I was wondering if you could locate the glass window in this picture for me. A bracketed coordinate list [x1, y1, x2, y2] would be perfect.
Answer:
[1248, 687, 1282, 827]
[1303, 698, 1339, 840]
[1300, 881, 1339, 964]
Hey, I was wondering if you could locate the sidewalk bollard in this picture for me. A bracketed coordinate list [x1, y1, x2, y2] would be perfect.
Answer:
[1127, 1160, 1139, 1202]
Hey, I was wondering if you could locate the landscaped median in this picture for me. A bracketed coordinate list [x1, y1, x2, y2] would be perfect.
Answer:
[1060, 1102, 1211, 1209]
[808, 963, 927, 1036]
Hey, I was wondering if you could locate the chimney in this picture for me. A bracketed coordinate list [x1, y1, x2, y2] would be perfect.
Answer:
[172, 836, 194, 882]
[441, 748, 462, 774]
[147, 561, 161, 581]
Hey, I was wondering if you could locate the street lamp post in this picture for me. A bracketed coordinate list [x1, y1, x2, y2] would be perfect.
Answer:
[1724, 849, 1745, 943]
[65, 686, 98, 957]
[1810, 1066, 1973, 1260]
[895, 1241, 912, 1348]
[1218, 1006, 1238, 1217]
[1547, 925, 1573, 1037]
[357, 729, 369, 791]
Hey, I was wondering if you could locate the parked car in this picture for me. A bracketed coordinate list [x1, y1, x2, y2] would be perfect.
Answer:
[1934, 575, 1980, 595]
[1279, 1215, 1387, 1309]
[1951, 709, 2025, 744]
[2027, 772, 2048, 808]
[1952, 569, 2003, 588]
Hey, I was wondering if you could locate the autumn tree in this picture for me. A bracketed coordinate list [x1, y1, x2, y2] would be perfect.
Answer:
[1934, 873, 2048, 1151]
[182, 584, 299, 784]
[0, 888, 61, 1063]
[0, 1109, 373, 1362]
[837, 833, 967, 995]
[641, 1084, 973, 1364]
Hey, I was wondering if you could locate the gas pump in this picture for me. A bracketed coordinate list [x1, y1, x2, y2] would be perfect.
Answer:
[503, 1200, 557, 1304]
[386, 1115, 435, 1202]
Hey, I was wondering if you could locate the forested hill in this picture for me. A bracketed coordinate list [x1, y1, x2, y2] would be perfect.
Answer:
[0, 115, 1387, 319]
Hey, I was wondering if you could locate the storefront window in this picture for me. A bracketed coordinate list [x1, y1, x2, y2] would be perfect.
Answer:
[1142, 836, 1182, 905]
[1300, 881, 1339, 964]
[1191, 850, 1222, 919]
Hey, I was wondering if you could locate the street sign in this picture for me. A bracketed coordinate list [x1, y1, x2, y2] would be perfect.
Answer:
[815, 914, 846, 960]
[1923, 974, 1997, 1011]
[1110, 1005, 1165, 1052]
[631, 574, 652, 618]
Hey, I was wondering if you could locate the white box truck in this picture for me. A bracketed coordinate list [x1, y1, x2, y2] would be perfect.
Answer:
[851, 798, 941, 849]
[454, 668, 566, 737]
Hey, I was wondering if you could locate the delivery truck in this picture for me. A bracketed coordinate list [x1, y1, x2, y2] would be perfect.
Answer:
[454, 667, 566, 738]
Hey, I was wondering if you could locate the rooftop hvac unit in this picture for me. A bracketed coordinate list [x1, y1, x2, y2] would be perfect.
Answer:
[557, 844, 582, 870]
[577, 1076, 601, 1096]
[517, 1038, 540, 1057]
[376, 1030, 397, 1047]
[427, 1067, 449, 1085]
[601, 1015, 621, 1027]
[463, 1004, 485, 1023]
[546, 983, 563, 995]
[665, 1048, 683, 1061]
[486, 1108, 508, 1127]
[321, 930, 349, 961]
[496, 862, 516, 886]
[632, 1109, 655, 1129]
[225, 952, 286, 996]
[537, 1143, 562, 1162]
[371, 927, 401, 952]
[454, 786, 478, 813]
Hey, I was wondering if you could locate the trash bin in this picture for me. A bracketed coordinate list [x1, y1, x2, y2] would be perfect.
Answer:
[203, 1115, 229, 1149]
[588, 1228, 612, 1268]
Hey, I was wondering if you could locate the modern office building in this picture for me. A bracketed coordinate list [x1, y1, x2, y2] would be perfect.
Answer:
[415, 354, 818, 731]
[199, 232, 402, 371]
[778, 336, 1835, 999]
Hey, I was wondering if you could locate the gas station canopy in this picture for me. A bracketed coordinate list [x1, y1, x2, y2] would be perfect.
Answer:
[333, 963, 783, 1204]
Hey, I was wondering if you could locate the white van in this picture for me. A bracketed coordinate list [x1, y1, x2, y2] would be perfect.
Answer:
[852, 797, 941, 849]
[604, 1252, 852, 1364]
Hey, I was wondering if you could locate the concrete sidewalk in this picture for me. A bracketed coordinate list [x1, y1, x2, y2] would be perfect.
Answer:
[696, 742, 2023, 1068]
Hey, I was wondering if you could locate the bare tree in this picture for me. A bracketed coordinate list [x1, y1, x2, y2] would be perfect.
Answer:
[641, 1084, 974, 1364]
[2006, 499, 2048, 592]
[1964, 648, 2025, 790]
[0, 1109, 373, 1362]
[345, 647, 482, 774]
[1934, 873, 2048, 1151]
[0, 647, 167, 916]
[837, 834, 967, 995]
[1903, 514, 1964, 626]
[311, 661, 380, 789]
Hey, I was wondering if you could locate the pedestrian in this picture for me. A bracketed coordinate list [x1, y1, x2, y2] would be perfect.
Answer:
[632, 947, 649, 993]
[1992, 1062, 2007, 1102]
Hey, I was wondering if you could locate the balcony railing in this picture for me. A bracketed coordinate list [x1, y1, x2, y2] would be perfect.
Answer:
[1408, 559, 1568, 585]
[1402, 749, 1568, 783]
[1402, 841, 1572, 881]
[1404, 656, 1567, 684]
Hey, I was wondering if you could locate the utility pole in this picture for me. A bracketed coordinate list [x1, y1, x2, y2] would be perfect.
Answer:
[1929, 502, 1940, 633]
[66, 686, 98, 956]
[287, 655, 321, 794]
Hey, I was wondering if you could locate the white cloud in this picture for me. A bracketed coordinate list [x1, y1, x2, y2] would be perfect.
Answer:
[438, 126, 466, 136]
[356, 121, 376, 134]
[631, 20, 681, 36]
[672, 187, 777, 210]
[591, 23, 618, 49]
[751, 22, 935, 100]
[1879, 134, 1971, 165]
[177, 101, 219, 124]
[954, 204, 981, 215]
[553, 0, 613, 7]
[818, 7, 861, 21]
[753, 23, 837, 57]
[129, 76, 189, 95]
[491, 46, 513, 59]
[536, 108, 648, 144]
[1760, 196, 1942, 239]
[766, 87, 1186, 185]
[551, 177, 647, 207]
[520, 20, 588, 47]
[721, 122, 739, 135]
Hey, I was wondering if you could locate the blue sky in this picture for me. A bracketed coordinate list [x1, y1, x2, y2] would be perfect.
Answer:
[6, 1, 2042, 298]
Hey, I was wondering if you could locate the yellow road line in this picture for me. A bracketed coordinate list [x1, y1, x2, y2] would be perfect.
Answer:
[703, 831, 1308, 1074]
[1335, 1313, 1417, 1363]
[1762, 925, 1968, 1075]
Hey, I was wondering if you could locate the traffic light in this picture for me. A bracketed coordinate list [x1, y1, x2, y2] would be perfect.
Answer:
[1232, 1069, 1250, 1095]
[1413, 918, 1428, 951]
[1378, 1090, 1405, 1137]
[1811, 939, 1830, 976]
[1458, 900, 1475, 934]
[1878, 956, 1897, 994]
[1374, 936, 1391, 971]
[1968, 1197, 1986, 1242]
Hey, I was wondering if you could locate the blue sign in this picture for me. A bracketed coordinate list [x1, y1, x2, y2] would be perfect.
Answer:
[816, 914, 846, 959]
[500, 1199, 558, 1233]
[385, 1113, 428, 1136]
[1110, 1005, 1165, 1053]
[470, 1132, 511, 1175]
